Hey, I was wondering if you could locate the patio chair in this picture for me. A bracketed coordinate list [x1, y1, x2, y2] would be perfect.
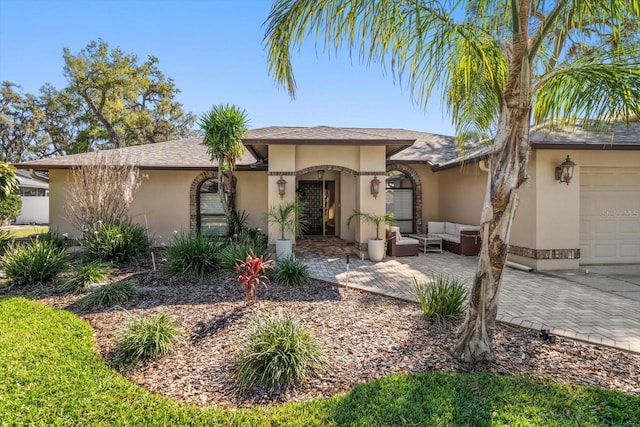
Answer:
[386, 226, 419, 257]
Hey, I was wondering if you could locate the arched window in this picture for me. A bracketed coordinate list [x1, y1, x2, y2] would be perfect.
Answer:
[386, 171, 414, 233]
[198, 179, 227, 236]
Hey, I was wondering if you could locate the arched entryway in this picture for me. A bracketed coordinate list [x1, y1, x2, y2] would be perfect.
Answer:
[189, 171, 227, 236]
[386, 164, 422, 234]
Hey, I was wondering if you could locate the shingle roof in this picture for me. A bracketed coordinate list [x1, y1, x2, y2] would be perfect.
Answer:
[15, 138, 257, 170]
[530, 121, 640, 146]
[14, 123, 638, 172]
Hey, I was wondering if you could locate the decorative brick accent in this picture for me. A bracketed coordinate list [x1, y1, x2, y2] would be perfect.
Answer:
[386, 163, 422, 235]
[508, 245, 580, 260]
[189, 171, 218, 234]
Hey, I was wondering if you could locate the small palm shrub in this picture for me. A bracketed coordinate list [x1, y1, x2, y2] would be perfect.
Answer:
[411, 274, 468, 322]
[61, 262, 111, 293]
[116, 313, 182, 364]
[1, 239, 69, 287]
[218, 239, 270, 271]
[272, 258, 310, 287]
[233, 313, 325, 392]
[77, 280, 139, 310]
[165, 233, 220, 279]
[84, 221, 150, 264]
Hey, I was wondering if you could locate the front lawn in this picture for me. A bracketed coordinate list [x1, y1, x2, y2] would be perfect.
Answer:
[1, 297, 638, 426]
[0, 225, 49, 239]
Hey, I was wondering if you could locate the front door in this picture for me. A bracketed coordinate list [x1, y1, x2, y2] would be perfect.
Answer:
[298, 181, 323, 235]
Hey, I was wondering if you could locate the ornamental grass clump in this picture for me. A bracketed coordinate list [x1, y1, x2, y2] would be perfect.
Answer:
[61, 262, 111, 294]
[116, 313, 182, 364]
[218, 238, 270, 271]
[77, 280, 139, 310]
[234, 251, 274, 303]
[233, 312, 325, 392]
[272, 258, 310, 287]
[83, 221, 150, 264]
[0, 229, 11, 256]
[1, 239, 69, 287]
[165, 233, 220, 279]
[412, 274, 468, 322]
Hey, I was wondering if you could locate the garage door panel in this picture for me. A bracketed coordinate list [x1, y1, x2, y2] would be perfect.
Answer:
[580, 167, 640, 264]
[620, 244, 640, 258]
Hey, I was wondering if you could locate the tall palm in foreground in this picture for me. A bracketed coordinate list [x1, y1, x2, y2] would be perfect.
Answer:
[199, 104, 249, 236]
[264, 0, 640, 362]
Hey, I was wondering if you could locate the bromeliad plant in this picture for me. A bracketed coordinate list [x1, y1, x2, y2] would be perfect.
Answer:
[234, 251, 274, 303]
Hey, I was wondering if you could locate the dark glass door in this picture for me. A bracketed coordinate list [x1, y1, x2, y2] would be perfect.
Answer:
[298, 181, 323, 235]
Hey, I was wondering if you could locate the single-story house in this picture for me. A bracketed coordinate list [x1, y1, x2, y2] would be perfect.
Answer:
[13, 169, 49, 225]
[15, 123, 640, 270]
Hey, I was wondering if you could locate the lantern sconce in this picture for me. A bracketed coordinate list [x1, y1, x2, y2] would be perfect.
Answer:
[276, 176, 287, 199]
[317, 169, 324, 180]
[555, 155, 576, 185]
[370, 175, 381, 199]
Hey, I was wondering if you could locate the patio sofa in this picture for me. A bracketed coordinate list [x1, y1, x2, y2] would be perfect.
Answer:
[387, 226, 420, 257]
[427, 221, 481, 256]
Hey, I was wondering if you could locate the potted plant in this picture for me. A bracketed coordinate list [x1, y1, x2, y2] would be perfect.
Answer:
[264, 199, 308, 259]
[347, 211, 396, 261]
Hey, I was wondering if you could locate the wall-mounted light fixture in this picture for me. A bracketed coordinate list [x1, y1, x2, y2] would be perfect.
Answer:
[555, 155, 576, 185]
[370, 176, 381, 198]
[277, 176, 287, 199]
[317, 170, 324, 180]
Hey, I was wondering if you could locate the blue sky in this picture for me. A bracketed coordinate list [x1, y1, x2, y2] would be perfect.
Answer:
[0, 0, 455, 135]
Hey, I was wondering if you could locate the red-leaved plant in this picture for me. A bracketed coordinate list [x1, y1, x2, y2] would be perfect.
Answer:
[234, 251, 274, 303]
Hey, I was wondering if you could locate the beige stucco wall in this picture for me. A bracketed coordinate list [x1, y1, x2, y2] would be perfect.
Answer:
[436, 163, 486, 225]
[295, 145, 360, 171]
[48, 169, 74, 237]
[235, 170, 268, 232]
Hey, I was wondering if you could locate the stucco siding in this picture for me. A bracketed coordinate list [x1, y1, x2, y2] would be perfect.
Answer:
[235, 171, 268, 231]
[437, 163, 486, 225]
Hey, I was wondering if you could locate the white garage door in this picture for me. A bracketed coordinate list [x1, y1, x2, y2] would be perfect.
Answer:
[580, 168, 640, 264]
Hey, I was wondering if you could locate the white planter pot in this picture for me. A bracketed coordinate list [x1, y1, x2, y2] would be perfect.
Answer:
[368, 238, 386, 262]
[275, 239, 293, 260]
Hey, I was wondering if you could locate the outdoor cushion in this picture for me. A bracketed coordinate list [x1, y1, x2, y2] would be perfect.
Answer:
[445, 222, 459, 235]
[428, 221, 445, 234]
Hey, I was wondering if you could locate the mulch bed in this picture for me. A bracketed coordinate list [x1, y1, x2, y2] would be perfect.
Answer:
[2, 264, 639, 408]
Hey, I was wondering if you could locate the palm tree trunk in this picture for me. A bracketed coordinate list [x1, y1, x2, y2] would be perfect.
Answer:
[453, 104, 531, 363]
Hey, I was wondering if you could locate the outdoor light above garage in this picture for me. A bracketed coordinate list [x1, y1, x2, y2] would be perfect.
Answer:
[555, 155, 576, 185]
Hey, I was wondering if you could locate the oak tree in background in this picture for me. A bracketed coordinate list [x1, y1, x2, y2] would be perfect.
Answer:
[0, 82, 42, 163]
[265, 0, 640, 362]
[199, 104, 249, 236]
[63, 39, 196, 149]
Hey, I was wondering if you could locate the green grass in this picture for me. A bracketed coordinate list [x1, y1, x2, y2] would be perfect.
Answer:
[1, 225, 49, 239]
[1, 297, 639, 426]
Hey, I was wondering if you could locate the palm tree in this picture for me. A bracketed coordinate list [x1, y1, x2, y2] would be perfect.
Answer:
[199, 104, 249, 236]
[264, 0, 640, 362]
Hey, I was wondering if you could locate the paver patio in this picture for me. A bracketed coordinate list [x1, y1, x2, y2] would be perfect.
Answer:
[299, 244, 640, 354]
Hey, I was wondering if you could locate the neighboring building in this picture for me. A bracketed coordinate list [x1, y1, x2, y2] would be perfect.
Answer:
[15, 123, 640, 270]
[14, 169, 49, 224]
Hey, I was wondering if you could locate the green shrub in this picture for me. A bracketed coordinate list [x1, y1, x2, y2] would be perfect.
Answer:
[233, 313, 325, 392]
[165, 233, 220, 278]
[116, 313, 182, 364]
[0, 194, 21, 223]
[0, 239, 69, 287]
[218, 239, 270, 271]
[77, 280, 139, 310]
[272, 258, 310, 287]
[36, 230, 67, 251]
[0, 229, 11, 255]
[411, 274, 468, 322]
[61, 262, 111, 294]
[84, 221, 150, 264]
